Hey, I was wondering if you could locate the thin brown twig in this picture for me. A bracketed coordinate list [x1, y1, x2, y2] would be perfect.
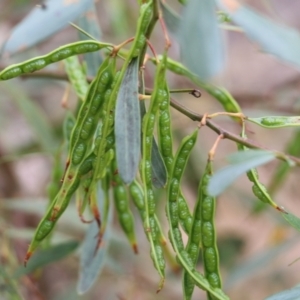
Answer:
[4, 67, 300, 167]
[169, 97, 300, 166]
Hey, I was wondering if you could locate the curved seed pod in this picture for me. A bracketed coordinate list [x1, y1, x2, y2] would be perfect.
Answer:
[140, 51, 170, 290]
[91, 75, 119, 184]
[131, 2, 153, 57]
[77, 79, 117, 226]
[75, 70, 119, 231]
[166, 129, 228, 300]
[52, 57, 115, 208]
[0, 40, 111, 80]
[184, 160, 222, 300]
[151, 56, 241, 116]
[115, 57, 140, 184]
[238, 133, 281, 210]
[130, 180, 176, 270]
[157, 82, 193, 233]
[269, 129, 300, 194]
[76, 125, 106, 225]
[112, 159, 138, 253]
[25, 57, 115, 262]
[247, 116, 300, 128]
[64, 56, 89, 101]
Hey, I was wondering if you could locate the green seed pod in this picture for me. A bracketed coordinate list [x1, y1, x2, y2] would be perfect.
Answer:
[25, 57, 114, 260]
[35, 220, 55, 241]
[0, 40, 110, 81]
[64, 56, 89, 101]
[183, 160, 223, 300]
[72, 143, 87, 165]
[167, 129, 226, 299]
[112, 159, 138, 253]
[140, 52, 171, 286]
[238, 134, 280, 210]
[248, 116, 300, 128]
[130, 2, 153, 57]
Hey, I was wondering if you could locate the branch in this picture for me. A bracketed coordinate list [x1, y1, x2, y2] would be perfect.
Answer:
[2, 66, 300, 167]
[170, 98, 300, 166]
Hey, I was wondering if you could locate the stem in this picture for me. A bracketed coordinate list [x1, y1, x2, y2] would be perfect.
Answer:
[7, 68, 300, 167]
[112, 37, 135, 56]
[139, 0, 159, 68]
[208, 134, 224, 161]
[145, 87, 201, 97]
[169, 97, 300, 166]
[207, 112, 245, 120]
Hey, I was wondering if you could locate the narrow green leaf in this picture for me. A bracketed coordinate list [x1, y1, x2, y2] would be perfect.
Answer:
[269, 129, 300, 194]
[208, 150, 275, 196]
[3, 82, 57, 152]
[160, 0, 181, 35]
[14, 241, 79, 278]
[219, 2, 300, 68]
[151, 136, 167, 188]
[282, 212, 300, 231]
[265, 285, 300, 300]
[115, 57, 140, 185]
[77, 2, 103, 76]
[227, 149, 274, 164]
[77, 185, 112, 294]
[178, 0, 224, 80]
[0, 266, 24, 300]
[77, 222, 109, 294]
[2, 0, 93, 55]
[139, 101, 167, 188]
[247, 116, 300, 129]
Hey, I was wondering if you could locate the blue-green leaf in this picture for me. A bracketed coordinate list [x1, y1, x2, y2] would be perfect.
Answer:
[208, 150, 275, 196]
[282, 212, 300, 232]
[77, 184, 112, 294]
[151, 136, 167, 188]
[14, 241, 79, 278]
[178, 0, 225, 81]
[265, 285, 300, 300]
[77, 2, 103, 76]
[115, 57, 140, 185]
[2, 0, 93, 55]
[160, 0, 181, 35]
[218, 1, 300, 68]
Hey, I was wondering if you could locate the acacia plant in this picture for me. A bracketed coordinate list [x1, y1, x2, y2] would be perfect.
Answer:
[2, 0, 300, 299]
